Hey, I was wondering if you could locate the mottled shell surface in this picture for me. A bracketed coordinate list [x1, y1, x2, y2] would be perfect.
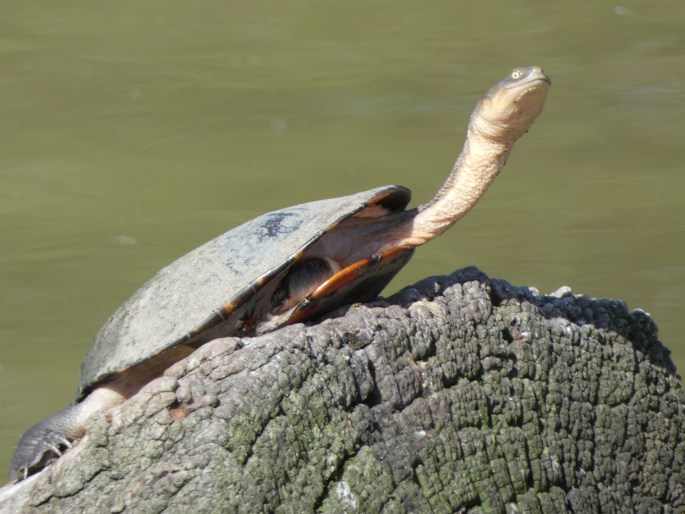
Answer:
[78, 186, 410, 396]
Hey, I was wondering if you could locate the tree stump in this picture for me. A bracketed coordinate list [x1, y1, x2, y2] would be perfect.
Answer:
[1, 267, 683, 513]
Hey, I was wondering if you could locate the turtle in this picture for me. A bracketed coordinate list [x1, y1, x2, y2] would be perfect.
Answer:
[10, 66, 550, 480]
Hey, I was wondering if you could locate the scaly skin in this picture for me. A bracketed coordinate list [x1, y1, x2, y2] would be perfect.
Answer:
[11, 388, 124, 479]
[11, 345, 194, 480]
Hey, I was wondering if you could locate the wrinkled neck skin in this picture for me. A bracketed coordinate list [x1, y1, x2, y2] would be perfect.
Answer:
[314, 115, 518, 262]
[393, 118, 514, 247]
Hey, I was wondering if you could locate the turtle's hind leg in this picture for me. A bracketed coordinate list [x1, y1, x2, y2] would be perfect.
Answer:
[10, 405, 83, 480]
[10, 387, 124, 481]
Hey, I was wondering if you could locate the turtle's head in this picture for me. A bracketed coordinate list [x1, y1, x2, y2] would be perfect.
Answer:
[471, 66, 550, 143]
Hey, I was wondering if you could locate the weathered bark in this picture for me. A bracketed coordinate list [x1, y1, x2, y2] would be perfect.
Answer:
[1, 267, 683, 513]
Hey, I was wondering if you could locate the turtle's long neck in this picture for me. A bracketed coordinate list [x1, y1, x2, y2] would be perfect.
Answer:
[394, 125, 514, 247]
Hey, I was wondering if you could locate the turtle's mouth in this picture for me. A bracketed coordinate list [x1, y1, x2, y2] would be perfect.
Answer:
[495, 80, 550, 112]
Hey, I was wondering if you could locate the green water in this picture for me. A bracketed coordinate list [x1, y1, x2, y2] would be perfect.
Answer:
[1, 1, 684, 477]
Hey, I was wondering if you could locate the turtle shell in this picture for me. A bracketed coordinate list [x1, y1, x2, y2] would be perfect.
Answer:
[78, 185, 411, 397]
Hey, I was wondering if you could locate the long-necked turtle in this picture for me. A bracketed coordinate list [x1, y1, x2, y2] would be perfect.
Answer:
[11, 66, 550, 480]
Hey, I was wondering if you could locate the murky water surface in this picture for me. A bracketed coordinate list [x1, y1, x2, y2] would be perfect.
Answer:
[1, 0, 683, 475]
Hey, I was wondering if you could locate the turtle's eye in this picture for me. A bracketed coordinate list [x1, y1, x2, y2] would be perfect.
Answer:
[510, 68, 525, 80]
